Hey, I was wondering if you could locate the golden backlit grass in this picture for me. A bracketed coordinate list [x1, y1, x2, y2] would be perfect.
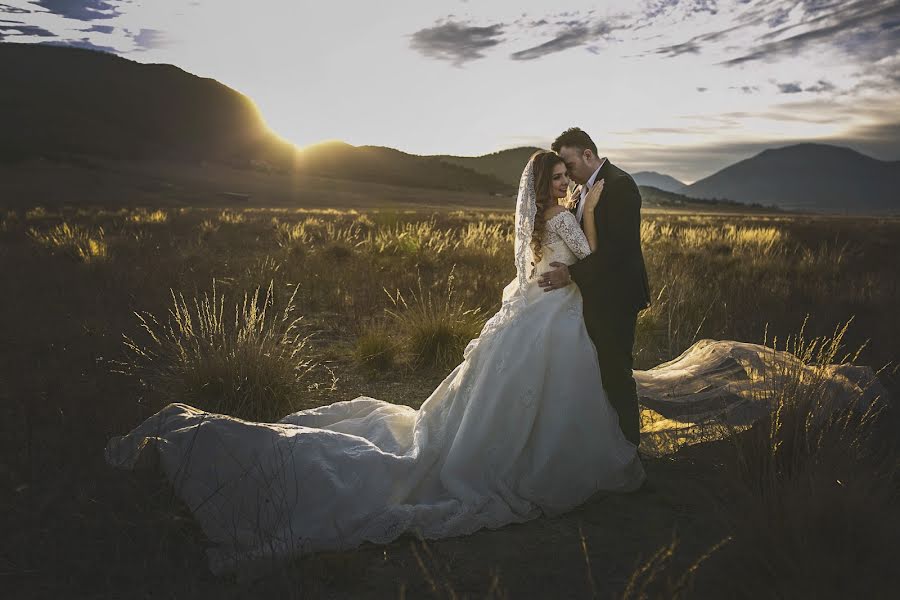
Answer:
[28, 221, 108, 263]
[714, 322, 895, 598]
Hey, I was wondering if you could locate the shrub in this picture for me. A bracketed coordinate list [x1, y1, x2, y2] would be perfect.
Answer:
[353, 327, 398, 374]
[28, 222, 108, 263]
[118, 279, 316, 421]
[128, 209, 169, 224]
[387, 270, 486, 371]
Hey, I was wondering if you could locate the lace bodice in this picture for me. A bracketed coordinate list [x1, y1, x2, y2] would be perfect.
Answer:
[532, 211, 591, 276]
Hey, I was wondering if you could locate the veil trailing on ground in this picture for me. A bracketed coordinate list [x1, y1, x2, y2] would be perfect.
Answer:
[632, 339, 887, 455]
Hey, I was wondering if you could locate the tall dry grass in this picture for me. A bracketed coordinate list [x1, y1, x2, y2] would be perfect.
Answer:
[386, 270, 487, 371]
[28, 221, 108, 262]
[117, 279, 315, 421]
[710, 322, 898, 598]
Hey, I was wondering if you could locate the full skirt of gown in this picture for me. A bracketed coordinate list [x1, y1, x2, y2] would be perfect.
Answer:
[105, 274, 644, 575]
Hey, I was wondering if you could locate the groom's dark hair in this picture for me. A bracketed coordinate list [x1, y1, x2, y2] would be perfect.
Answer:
[551, 127, 598, 156]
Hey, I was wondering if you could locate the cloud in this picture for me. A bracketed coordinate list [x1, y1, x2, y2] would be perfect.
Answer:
[130, 28, 166, 51]
[0, 3, 29, 14]
[777, 82, 803, 94]
[839, 120, 900, 161]
[653, 23, 749, 58]
[83, 24, 114, 34]
[510, 25, 589, 60]
[722, 0, 900, 66]
[0, 22, 55, 40]
[653, 38, 701, 57]
[510, 21, 618, 61]
[804, 79, 835, 93]
[410, 20, 505, 66]
[641, 0, 720, 22]
[31, 0, 122, 22]
[614, 121, 900, 183]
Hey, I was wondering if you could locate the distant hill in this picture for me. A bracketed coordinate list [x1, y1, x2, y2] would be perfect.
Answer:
[638, 185, 776, 212]
[0, 42, 292, 166]
[0, 43, 508, 194]
[684, 144, 900, 212]
[435, 147, 543, 186]
[633, 171, 686, 193]
[295, 142, 509, 193]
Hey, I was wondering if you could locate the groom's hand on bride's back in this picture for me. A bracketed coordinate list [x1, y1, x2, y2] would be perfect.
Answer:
[538, 262, 571, 292]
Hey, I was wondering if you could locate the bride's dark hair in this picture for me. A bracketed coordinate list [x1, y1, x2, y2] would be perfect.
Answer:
[530, 151, 566, 270]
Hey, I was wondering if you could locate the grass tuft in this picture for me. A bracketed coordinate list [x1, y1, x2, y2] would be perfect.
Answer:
[717, 319, 898, 597]
[353, 327, 399, 375]
[387, 270, 486, 371]
[117, 279, 316, 421]
[28, 222, 108, 262]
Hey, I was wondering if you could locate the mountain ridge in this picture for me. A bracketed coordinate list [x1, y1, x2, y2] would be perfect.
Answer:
[683, 143, 900, 212]
[0, 43, 509, 194]
[3, 43, 897, 212]
[632, 171, 686, 193]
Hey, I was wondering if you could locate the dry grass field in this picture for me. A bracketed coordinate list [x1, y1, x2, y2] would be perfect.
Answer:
[1, 205, 898, 598]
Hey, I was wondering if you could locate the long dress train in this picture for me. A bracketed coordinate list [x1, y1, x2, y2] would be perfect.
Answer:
[106, 210, 645, 574]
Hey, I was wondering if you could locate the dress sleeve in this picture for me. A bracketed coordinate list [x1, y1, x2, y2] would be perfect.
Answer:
[548, 211, 591, 260]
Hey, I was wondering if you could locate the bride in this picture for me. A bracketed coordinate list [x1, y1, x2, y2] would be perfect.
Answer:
[105, 151, 646, 574]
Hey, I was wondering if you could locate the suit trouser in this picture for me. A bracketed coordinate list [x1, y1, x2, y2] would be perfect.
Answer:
[584, 307, 641, 447]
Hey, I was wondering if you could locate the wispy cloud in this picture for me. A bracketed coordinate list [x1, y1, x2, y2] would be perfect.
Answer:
[0, 22, 55, 40]
[83, 24, 114, 34]
[510, 25, 591, 60]
[130, 28, 166, 51]
[652, 22, 750, 57]
[722, 0, 900, 65]
[0, 3, 29, 14]
[804, 79, 835, 93]
[31, 0, 122, 22]
[777, 82, 803, 94]
[410, 20, 505, 66]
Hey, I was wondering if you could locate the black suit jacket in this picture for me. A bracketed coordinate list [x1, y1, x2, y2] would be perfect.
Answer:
[568, 159, 651, 315]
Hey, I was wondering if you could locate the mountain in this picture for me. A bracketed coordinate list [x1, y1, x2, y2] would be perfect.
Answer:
[6, 44, 897, 211]
[0, 42, 292, 166]
[684, 144, 900, 212]
[294, 142, 508, 193]
[435, 147, 543, 186]
[633, 171, 686, 193]
[0, 43, 508, 194]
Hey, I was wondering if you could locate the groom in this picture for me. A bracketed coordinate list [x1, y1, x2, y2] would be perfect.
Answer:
[538, 127, 651, 448]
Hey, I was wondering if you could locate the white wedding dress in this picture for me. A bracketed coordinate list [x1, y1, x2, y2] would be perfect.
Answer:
[105, 159, 886, 575]
[105, 207, 645, 574]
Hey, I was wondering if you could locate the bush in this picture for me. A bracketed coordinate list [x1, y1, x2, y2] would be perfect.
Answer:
[28, 222, 108, 263]
[353, 327, 398, 374]
[387, 270, 486, 371]
[117, 279, 316, 421]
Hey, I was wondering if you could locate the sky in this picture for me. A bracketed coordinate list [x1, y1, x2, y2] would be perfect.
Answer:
[1, 0, 898, 182]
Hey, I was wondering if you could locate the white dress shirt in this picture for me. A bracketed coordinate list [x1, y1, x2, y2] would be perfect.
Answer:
[576, 158, 607, 224]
